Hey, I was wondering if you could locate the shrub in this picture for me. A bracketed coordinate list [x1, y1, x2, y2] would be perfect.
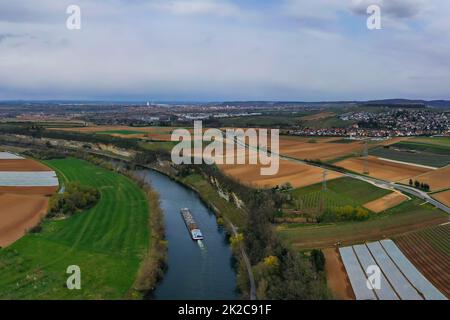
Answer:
[48, 182, 100, 217]
[311, 249, 325, 272]
[319, 205, 370, 223]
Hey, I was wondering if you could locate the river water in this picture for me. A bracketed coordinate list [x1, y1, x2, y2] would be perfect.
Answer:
[139, 170, 238, 300]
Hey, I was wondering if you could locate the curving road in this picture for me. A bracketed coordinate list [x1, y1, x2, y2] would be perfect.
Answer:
[231, 135, 450, 215]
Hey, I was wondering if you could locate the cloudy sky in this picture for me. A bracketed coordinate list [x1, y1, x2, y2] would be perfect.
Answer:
[0, 0, 449, 101]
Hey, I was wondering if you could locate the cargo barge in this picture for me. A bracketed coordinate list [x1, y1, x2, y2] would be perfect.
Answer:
[180, 208, 204, 240]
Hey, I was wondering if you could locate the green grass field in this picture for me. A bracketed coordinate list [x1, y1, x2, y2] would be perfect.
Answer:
[277, 199, 448, 250]
[96, 130, 144, 135]
[409, 137, 450, 147]
[139, 141, 178, 152]
[393, 141, 450, 155]
[371, 146, 450, 167]
[299, 116, 353, 129]
[218, 114, 309, 127]
[329, 139, 357, 144]
[284, 177, 392, 213]
[0, 158, 149, 299]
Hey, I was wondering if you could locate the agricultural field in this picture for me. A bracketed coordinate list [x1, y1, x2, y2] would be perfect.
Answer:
[335, 156, 432, 181]
[339, 240, 446, 300]
[299, 112, 335, 121]
[370, 137, 450, 168]
[138, 141, 178, 153]
[433, 190, 450, 207]
[0, 153, 58, 247]
[399, 165, 450, 192]
[370, 146, 450, 168]
[219, 159, 343, 189]
[407, 137, 450, 147]
[52, 125, 178, 141]
[97, 130, 146, 135]
[277, 199, 448, 250]
[299, 115, 354, 129]
[0, 193, 49, 247]
[394, 223, 450, 298]
[323, 248, 354, 300]
[217, 113, 309, 127]
[363, 192, 408, 213]
[277, 136, 364, 161]
[2, 120, 86, 128]
[0, 158, 149, 299]
[0, 158, 55, 171]
[394, 140, 450, 155]
[283, 177, 392, 214]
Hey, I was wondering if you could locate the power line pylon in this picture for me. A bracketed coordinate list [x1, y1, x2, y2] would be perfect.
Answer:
[363, 139, 369, 174]
[322, 170, 328, 191]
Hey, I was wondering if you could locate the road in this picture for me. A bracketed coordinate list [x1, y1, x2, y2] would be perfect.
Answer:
[231, 136, 450, 215]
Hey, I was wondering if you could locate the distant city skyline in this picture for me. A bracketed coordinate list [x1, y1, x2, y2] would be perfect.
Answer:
[1, 0, 450, 101]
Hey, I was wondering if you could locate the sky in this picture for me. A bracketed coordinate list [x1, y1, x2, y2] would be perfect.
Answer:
[0, 0, 449, 101]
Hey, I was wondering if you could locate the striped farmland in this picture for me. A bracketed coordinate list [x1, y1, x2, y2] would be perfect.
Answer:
[339, 240, 447, 300]
[380, 239, 446, 300]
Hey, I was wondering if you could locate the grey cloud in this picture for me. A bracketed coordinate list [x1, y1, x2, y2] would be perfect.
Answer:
[0, 0, 449, 101]
[0, 33, 16, 42]
[0, 33, 35, 44]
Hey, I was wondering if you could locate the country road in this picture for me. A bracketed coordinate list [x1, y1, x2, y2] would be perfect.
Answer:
[232, 136, 450, 215]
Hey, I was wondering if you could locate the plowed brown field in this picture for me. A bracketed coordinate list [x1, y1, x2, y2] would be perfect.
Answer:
[395, 224, 450, 298]
[0, 156, 56, 247]
[0, 194, 49, 247]
[219, 159, 343, 189]
[433, 190, 450, 207]
[0, 186, 57, 195]
[363, 192, 408, 213]
[335, 156, 431, 181]
[401, 165, 450, 192]
[0, 159, 53, 171]
[277, 137, 364, 161]
[323, 247, 355, 300]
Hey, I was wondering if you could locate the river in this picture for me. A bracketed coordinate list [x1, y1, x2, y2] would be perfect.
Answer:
[139, 169, 238, 300]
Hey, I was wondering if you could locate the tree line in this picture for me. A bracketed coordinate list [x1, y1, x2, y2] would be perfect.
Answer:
[409, 179, 431, 191]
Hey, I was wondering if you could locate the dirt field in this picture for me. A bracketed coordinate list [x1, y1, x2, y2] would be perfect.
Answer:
[323, 248, 355, 300]
[0, 159, 54, 171]
[363, 192, 409, 213]
[0, 193, 49, 247]
[219, 159, 343, 189]
[335, 156, 432, 181]
[0, 155, 56, 247]
[0, 186, 58, 195]
[433, 190, 450, 207]
[277, 136, 364, 161]
[401, 165, 450, 192]
[395, 224, 450, 298]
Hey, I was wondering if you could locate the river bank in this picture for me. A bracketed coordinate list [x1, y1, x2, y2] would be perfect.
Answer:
[139, 169, 239, 299]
